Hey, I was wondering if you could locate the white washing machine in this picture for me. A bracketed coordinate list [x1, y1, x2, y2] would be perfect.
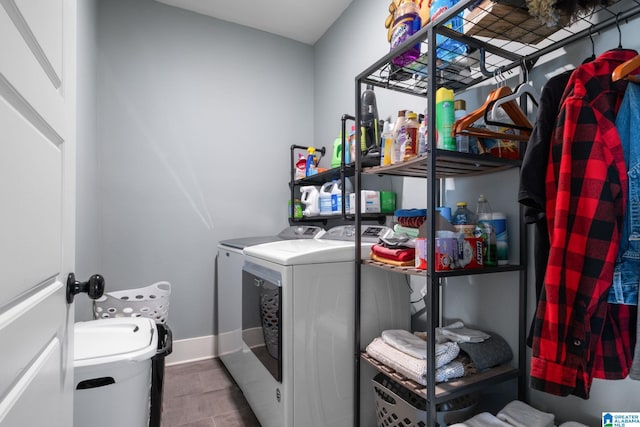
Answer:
[216, 225, 325, 382]
[239, 225, 411, 427]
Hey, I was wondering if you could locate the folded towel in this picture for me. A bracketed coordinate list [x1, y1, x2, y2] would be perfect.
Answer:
[393, 224, 420, 238]
[370, 252, 415, 266]
[371, 244, 415, 261]
[435, 360, 465, 382]
[459, 334, 513, 371]
[365, 338, 460, 385]
[366, 337, 427, 385]
[449, 412, 512, 427]
[497, 400, 555, 427]
[381, 329, 426, 359]
[438, 321, 491, 343]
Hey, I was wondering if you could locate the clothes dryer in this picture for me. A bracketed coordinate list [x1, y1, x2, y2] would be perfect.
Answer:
[239, 225, 411, 427]
[216, 226, 325, 381]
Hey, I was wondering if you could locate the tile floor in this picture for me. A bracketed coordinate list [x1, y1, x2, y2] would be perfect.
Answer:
[161, 358, 261, 427]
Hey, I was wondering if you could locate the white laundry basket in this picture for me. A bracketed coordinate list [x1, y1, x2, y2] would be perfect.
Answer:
[93, 281, 171, 324]
[74, 317, 158, 427]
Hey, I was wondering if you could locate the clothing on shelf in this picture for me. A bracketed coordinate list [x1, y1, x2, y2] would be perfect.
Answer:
[449, 411, 512, 427]
[381, 329, 426, 360]
[458, 334, 513, 371]
[530, 49, 639, 398]
[365, 336, 462, 385]
[496, 400, 555, 427]
[437, 320, 491, 343]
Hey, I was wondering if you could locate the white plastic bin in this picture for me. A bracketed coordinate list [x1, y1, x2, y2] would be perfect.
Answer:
[74, 317, 158, 427]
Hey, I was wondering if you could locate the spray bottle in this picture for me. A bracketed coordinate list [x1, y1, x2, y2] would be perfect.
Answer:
[305, 147, 318, 177]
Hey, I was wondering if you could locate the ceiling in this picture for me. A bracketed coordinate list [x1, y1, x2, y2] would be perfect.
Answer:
[154, 0, 353, 45]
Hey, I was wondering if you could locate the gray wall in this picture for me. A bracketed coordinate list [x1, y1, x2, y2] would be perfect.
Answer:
[75, 0, 100, 320]
[84, 0, 313, 340]
[74, 0, 640, 422]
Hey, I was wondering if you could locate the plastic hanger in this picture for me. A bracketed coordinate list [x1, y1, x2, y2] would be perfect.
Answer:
[582, 26, 596, 64]
[486, 82, 539, 131]
[612, 55, 640, 83]
[453, 84, 531, 142]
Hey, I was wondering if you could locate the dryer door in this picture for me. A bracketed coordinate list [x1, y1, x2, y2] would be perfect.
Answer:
[242, 262, 282, 382]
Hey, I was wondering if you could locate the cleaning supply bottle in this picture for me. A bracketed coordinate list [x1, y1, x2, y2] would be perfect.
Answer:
[305, 147, 318, 176]
[331, 178, 354, 214]
[451, 201, 476, 237]
[392, 110, 407, 164]
[381, 121, 393, 166]
[294, 154, 307, 180]
[331, 132, 350, 168]
[475, 194, 497, 266]
[390, 0, 422, 66]
[319, 182, 334, 216]
[404, 111, 420, 160]
[361, 84, 380, 153]
[435, 88, 456, 151]
[454, 99, 469, 153]
[430, 0, 467, 63]
[300, 186, 320, 217]
[418, 111, 428, 155]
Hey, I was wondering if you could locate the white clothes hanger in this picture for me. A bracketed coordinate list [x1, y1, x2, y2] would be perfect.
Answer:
[489, 82, 540, 119]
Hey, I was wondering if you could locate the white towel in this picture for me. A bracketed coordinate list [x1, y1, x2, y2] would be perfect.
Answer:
[438, 321, 491, 343]
[497, 400, 555, 427]
[435, 360, 465, 382]
[365, 338, 460, 385]
[449, 412, 512, 427]
[366, 337, 427, 385]
[559, 422, 590, 427]
[382, 329, 427, 359]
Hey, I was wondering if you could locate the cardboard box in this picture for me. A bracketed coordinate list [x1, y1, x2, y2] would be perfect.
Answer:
[433, 236, 484, 271]
[463, 0, 560, 45]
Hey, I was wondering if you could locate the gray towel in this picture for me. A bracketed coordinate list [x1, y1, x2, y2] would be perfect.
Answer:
[459, 333, 513, 371]
[497, 400, 555, 427]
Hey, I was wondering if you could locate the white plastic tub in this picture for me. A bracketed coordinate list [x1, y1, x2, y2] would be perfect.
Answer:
[73, 317, 158, 427]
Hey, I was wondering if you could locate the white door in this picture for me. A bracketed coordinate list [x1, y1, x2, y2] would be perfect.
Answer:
[0, 0, 78, 425]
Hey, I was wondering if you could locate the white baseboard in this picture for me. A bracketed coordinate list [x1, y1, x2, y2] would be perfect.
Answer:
[165, 334, 217, 366]
[165, 329, 266, 366]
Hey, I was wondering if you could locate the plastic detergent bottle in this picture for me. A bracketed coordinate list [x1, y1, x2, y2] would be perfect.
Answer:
[430, 0, 467, 63]
[418, 111, 428, 155]
[381, 121, 393, 166]
[475, 194, 497, 266]
[331, 178, 353, 214]
[331, 132, 349, 168]
[454, 100, 469, 153]
[300, 186, 320, 217]
[451, 201, 476, 237]
[319, 182, 334, 216]
[404, 111, 420, 160]
[436, 88, 456, 151]
[390, 0, 422, 66]
[392, 110, 407, 164]
[305, 147, 317, 177]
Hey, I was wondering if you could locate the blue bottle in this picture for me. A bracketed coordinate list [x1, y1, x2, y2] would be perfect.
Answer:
[430, 0, 467, 63]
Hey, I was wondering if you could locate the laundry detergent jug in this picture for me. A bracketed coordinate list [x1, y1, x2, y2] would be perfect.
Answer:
[319, 182, 334, 216]
[331, 178, 353, 214]
[300, 186, 320, 217]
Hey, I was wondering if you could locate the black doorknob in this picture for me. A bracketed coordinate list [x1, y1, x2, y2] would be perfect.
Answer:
[66, 273, 105, 304]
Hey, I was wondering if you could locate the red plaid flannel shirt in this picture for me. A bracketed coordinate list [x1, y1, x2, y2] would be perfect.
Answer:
[531, 49, 637, 398]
